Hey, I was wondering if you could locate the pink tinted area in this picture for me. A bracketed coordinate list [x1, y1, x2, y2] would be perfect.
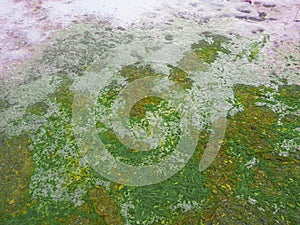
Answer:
[0, 0, 299, 80]
[0, 0, 63, 79]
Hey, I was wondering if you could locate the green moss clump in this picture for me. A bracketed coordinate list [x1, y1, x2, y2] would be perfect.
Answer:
[26, 101, 49, 116]
[129, 96, 164, 119]
[191, 33, 231, 64]
[168, 65, 193, 89]
[0, 133, 34, 222]
[199, 84, 299, 224]
[236, 35, 268, 62]
[277, 84, 300, 108]
[88, 186, 124, 224]
[0, 99, 10, 111]
[119, 63, 160, 82]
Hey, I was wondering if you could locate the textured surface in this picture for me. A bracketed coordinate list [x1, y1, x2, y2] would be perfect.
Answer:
[1, 1, 299, 225]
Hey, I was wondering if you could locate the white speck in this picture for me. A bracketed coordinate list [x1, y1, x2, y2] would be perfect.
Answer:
[245, 157, 259, 169]
[278, 151, 289, 157]
[248, 196, 257, 205]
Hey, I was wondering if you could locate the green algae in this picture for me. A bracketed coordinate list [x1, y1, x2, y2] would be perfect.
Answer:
[88, 186, 124, 224]
[191, 33, 231, 64]
[26, 102, 49, 116]
[106, 83, 299, 225]
[1, 21, 299, 225]
[3, 71, 299, 225]
[0, 99, 10, 111]
[0, 133, 34, 222]
[168, 65, 193, 89]
[95, 65, 182, 166]
[198, 84, 299, 224]
[129, 96, 164, 119]
[1, 76, 113, 224]
[2, 83, 299, 225]
[119, 64, 160, 82]
[236, 35, 268, 62]
[119, 62, 193, 90]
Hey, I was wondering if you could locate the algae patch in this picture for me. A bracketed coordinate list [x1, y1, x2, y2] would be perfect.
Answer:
[1, 18, 299, 224]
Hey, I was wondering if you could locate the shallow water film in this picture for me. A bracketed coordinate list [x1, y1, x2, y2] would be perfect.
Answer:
[0, 0, 299, 224]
